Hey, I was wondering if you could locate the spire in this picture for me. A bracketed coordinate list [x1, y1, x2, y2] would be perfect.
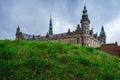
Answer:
[49, 16, 53, 35]
[83, 5, 87, 14]
[16, 26, 20, 33]
[50, 15, 52, 26]
[17, 26, 20, 30]
[100, 25, 105, 35]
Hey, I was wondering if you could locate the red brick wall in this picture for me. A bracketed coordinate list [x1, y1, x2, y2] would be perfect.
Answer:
[101, 45, 120, 57]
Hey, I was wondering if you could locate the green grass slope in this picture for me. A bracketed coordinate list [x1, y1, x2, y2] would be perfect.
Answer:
[0, 40, 120, 80]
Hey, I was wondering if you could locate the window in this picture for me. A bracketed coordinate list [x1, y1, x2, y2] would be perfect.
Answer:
[77, 38, 80, 44]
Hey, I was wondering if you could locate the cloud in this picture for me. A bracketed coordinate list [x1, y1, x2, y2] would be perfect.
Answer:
[53, 16, 74, 34]
[0, 0, 120, 45]
[105, 15, 120, 44]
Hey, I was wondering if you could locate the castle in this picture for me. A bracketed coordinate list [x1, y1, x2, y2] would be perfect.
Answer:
[16, 6, 106, 47]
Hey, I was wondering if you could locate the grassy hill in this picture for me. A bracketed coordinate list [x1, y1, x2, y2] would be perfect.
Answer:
[0, 40, 120, 80]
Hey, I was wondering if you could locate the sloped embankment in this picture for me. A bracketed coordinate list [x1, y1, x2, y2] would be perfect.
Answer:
[0, 40, 120, 80]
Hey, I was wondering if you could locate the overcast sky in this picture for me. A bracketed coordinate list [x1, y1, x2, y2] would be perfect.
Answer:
[0, 0, 120, 44]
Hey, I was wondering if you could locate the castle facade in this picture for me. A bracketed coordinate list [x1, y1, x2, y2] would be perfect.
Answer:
[16, 6, 106, 47]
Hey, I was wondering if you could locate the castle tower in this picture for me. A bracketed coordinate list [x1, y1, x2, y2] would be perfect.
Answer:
[16, 26, 20, 39]
[99, 25, 106, 44]
[49, 16, 53, 35]
[80, 5, 90, 46]
[16, 26, 23, 39]
[75, 24, 81, 34]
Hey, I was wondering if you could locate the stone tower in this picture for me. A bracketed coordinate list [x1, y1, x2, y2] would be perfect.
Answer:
[80, 5, 90, 46]
[49, 16, 53, 35]
[16, 26, 23, 39]
[99, 25, 106, 44]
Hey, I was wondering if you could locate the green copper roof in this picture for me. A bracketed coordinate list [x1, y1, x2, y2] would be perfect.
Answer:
[83, 5, 87, 13]
[49, 16, 53, 35]
[50, 16, 52, 26]
[100, 25, 105, 35]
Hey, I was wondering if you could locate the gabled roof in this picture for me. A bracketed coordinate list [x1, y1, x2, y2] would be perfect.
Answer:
[22, 33, 33, 40]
